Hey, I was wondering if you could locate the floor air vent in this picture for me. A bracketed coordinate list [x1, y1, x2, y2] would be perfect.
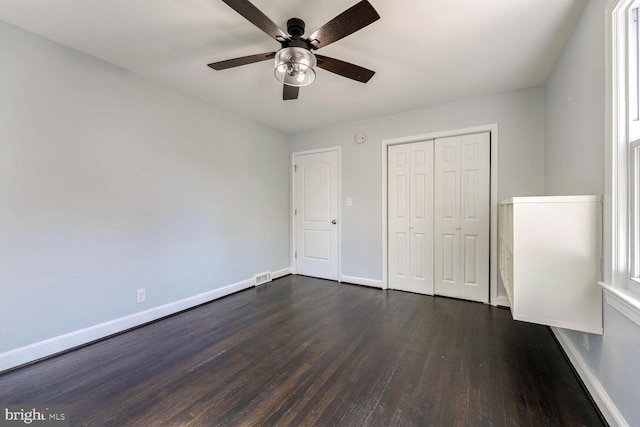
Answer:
[254, 271, 272, 286]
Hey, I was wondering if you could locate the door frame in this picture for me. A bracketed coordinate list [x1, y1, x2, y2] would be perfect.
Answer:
[381, 124, 506, 306]
[291, 146, 342, 281]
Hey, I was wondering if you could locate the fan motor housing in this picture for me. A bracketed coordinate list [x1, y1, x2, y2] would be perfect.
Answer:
[287, 18, 305, 38]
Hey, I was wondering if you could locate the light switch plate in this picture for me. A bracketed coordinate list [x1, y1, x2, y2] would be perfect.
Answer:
[346, 197, 353, 206]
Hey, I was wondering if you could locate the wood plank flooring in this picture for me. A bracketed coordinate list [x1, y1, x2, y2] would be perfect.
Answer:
[0, 275, 604, 426]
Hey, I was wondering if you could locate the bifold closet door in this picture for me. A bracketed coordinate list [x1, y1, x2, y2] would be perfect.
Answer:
[434, 133, 490, 303]
[388, 141, 434, 295]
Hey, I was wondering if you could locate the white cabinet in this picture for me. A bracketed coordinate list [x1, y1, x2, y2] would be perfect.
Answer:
[499, 196, 603, 334]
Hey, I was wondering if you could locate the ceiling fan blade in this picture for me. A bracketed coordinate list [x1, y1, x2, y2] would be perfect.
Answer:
[221, 0, 290, 42]
[316, 55, 375, 83]
[208, 52, 276, 70]
[283, 85, 299, 100]
[307, 0, 380, 50]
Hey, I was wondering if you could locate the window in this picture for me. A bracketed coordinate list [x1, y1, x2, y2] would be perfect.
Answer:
[629, 6, 640, 292]
[630, 138, 640, 290]
[630, 7, 640, 130]
[604, 0, 640, 320]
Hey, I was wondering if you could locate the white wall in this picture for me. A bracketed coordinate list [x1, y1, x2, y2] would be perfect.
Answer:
[288, 87, 545, 287]
[545, 0, 605, 195]
[544, 1, 640, 425]
[0, 21, 290, 359]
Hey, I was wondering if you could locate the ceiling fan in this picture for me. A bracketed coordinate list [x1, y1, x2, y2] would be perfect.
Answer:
[208, 0, 380, 100]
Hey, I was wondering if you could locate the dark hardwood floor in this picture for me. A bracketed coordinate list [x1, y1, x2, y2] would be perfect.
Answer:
[0, 275, 604, 426]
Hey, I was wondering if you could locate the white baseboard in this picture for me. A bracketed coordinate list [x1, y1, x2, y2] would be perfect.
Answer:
[271, 267, 292, 280]
[551, 327, 628, 427]
[0, 269, 291, 373]
[340, 275, 384, 289]
[493, 294, 510, 307]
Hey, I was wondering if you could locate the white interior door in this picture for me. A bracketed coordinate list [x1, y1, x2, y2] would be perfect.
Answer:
[434, 133, 490, 303]
[388, 141, 434, 294]
[294, 150, 338, 280]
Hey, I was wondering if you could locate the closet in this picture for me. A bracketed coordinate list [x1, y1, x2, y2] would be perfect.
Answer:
[388, 132, 490, 302]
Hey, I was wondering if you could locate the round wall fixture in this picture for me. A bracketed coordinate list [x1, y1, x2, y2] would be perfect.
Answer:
[355, 132, 366, 144]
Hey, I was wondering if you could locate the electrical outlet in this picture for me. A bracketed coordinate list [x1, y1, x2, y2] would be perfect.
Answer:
[136, 288, 146, 303]
[582, 332, 589, 351]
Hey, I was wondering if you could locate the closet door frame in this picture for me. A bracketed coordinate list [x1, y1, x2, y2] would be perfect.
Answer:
[381, 124, 505, 306]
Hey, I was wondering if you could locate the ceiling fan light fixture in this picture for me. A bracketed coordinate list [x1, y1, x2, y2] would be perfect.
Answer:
[274, 47, 316, 87]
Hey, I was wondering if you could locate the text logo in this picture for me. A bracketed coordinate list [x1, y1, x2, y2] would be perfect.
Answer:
[0, 405, 69, 427]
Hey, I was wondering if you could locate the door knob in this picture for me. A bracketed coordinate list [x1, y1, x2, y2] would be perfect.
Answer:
[331, 219, 337, 224]
[456, 226, 461, 230]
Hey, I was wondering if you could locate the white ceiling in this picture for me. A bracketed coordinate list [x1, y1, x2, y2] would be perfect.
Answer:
[0, 0, 586, 134]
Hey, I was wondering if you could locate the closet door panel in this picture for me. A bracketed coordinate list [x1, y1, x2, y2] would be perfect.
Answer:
[435, 133, 490, 303]
[435, 136, 461, 296]
[388, 144, 412, 290]
[460, 133, 490, 302]
[388, 141, 434, 294]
